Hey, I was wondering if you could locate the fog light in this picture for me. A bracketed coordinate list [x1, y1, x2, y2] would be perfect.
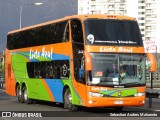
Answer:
[88, 100, 93, 104]
[142, 100, 145, 104]
[140, 100, 145, 104]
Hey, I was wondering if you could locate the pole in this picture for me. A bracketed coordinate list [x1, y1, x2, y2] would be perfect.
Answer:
[156, 45, 157, 79]
[19, 2, 43, 29]
[20, 5, 22, 29]
[149, 72, 153, 108]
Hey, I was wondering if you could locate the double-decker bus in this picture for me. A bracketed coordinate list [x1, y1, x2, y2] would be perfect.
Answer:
[5, 14, 155, 111]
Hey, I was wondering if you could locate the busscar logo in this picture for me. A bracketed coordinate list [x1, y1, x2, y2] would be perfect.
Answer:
[2, 112, 11, 117]
[87, 34, 94, 44]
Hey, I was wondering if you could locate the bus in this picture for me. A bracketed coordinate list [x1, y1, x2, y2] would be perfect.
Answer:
[5, 14, 156, 112]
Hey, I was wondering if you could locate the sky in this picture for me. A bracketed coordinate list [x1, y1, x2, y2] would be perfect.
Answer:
[0, 0, 78, 51]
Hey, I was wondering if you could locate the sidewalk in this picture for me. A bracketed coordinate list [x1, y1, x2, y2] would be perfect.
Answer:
[143, 98, 160, 111]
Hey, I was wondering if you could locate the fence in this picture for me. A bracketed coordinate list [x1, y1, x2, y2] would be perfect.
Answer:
[146, 71, 160, 108]
[0, 71, 4, 89]
[146, 71, 160, 88]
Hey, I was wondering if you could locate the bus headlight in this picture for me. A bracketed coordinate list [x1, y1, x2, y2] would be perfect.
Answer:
[88, 92, 103, 97]
[134, 92, 145, 97]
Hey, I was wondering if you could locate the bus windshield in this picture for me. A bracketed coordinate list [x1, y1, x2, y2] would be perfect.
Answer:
[89, 53, 146, 87]
[84, 19, 143, 46]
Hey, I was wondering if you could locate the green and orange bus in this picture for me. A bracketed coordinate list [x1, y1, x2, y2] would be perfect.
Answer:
[5, 14, 156, 111]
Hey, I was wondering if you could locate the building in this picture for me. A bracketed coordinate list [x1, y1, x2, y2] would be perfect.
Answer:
[144, 0, 160, 53]
[78, 0, 127, 15]
[78, 0, 160, 53]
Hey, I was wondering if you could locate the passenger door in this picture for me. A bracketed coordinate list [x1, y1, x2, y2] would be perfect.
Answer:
[71, 19, 87, 103]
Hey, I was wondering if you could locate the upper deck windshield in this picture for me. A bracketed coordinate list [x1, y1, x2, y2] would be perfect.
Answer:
[88, 53, 146, 87]
[84, 19, 143, 46]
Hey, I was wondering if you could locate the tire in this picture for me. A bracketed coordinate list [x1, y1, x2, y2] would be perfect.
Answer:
[64, 88, 78, 112]
[16, 85, 24, 103]
[22, 86, 33, 104]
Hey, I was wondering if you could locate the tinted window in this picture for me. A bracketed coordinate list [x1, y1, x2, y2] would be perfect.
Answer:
[84, 19, 143, 46]
[28, 29, 37, 47]
[20, 31, 28, 48]
[7, 21, 69, 50]
[71, 19, 83, 43]
[27, 60, 70, 79]
[37, 26, 48, 45]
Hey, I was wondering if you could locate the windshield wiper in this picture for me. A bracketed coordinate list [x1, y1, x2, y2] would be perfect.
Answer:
[94, 80, 106, 86]
[121, 82, 144, 86]
[94, 78, 115, 86]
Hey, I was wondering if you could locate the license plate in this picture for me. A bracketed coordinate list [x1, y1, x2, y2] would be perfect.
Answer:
[114, 100, 123, 104]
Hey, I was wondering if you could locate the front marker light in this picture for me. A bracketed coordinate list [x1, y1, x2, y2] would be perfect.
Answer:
[88, 92, 103, 97]
[134, 92, 145, 97]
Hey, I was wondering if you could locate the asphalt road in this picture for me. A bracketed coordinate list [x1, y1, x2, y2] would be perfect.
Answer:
[0, 89, 160, 120]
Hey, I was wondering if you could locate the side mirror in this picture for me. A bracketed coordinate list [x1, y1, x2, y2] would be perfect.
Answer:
[146, 53, 156, 72]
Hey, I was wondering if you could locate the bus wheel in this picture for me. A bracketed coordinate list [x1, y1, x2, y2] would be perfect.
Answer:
[16, 85, 23, 103]
[64, 88, 78, 112]
[22, 86, 33, 104]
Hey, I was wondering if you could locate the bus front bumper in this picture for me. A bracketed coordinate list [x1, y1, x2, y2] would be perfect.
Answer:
[85, 96, 145, 107]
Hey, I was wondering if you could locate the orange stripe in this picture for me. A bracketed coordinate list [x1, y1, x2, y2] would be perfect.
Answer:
[41, 79, 54, 101]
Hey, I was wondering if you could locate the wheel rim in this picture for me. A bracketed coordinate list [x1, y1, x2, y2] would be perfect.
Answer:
[24, 88, 28, 102]
[17, 86, 21, 101]
[68, 94, 72, 103]
[65, 90, 72, 108]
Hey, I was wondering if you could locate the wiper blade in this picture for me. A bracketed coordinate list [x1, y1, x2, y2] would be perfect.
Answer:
[121, 82, 143, 86]
[95, 81, 105, 86]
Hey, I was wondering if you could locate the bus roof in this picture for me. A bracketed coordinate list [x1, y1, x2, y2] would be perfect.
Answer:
[8, 14, 136, 34]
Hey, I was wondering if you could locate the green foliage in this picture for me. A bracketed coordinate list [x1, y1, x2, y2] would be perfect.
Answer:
[157, 63, 160, 71]
[0, 61, 4, 72]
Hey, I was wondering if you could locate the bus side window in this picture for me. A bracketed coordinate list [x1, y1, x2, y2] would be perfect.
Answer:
[45, 62, 54, 79]
[7, 34, 14, 50]
[7, 35, 11, 50]
[28, 29, 37, 47]
[21, 31, 28, 48]
[14, 33, 20, 49]
[71, 19, 83, 43]
[34, 62, 42, 78]
[48, 24, 56, 44]
[37, 26, 48, 45]
[55, 61, 61, 79]
[27, 62, 34, 78]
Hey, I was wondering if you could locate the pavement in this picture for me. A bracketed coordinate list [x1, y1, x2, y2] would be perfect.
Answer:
[1, 86, 160, 112]
[144, 98, 160, 111]
[146, 88, 160, 98]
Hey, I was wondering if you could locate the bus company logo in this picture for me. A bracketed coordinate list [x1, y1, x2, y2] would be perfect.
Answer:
[62, 64, 68, 76]
[100, 47, 116, 52]
[87, 34, 94, 44]
[118, 92, 122, 97]
[118, 40, 137, 44]
[100, 47, 133, 53]
[29, 47, 53, 60]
